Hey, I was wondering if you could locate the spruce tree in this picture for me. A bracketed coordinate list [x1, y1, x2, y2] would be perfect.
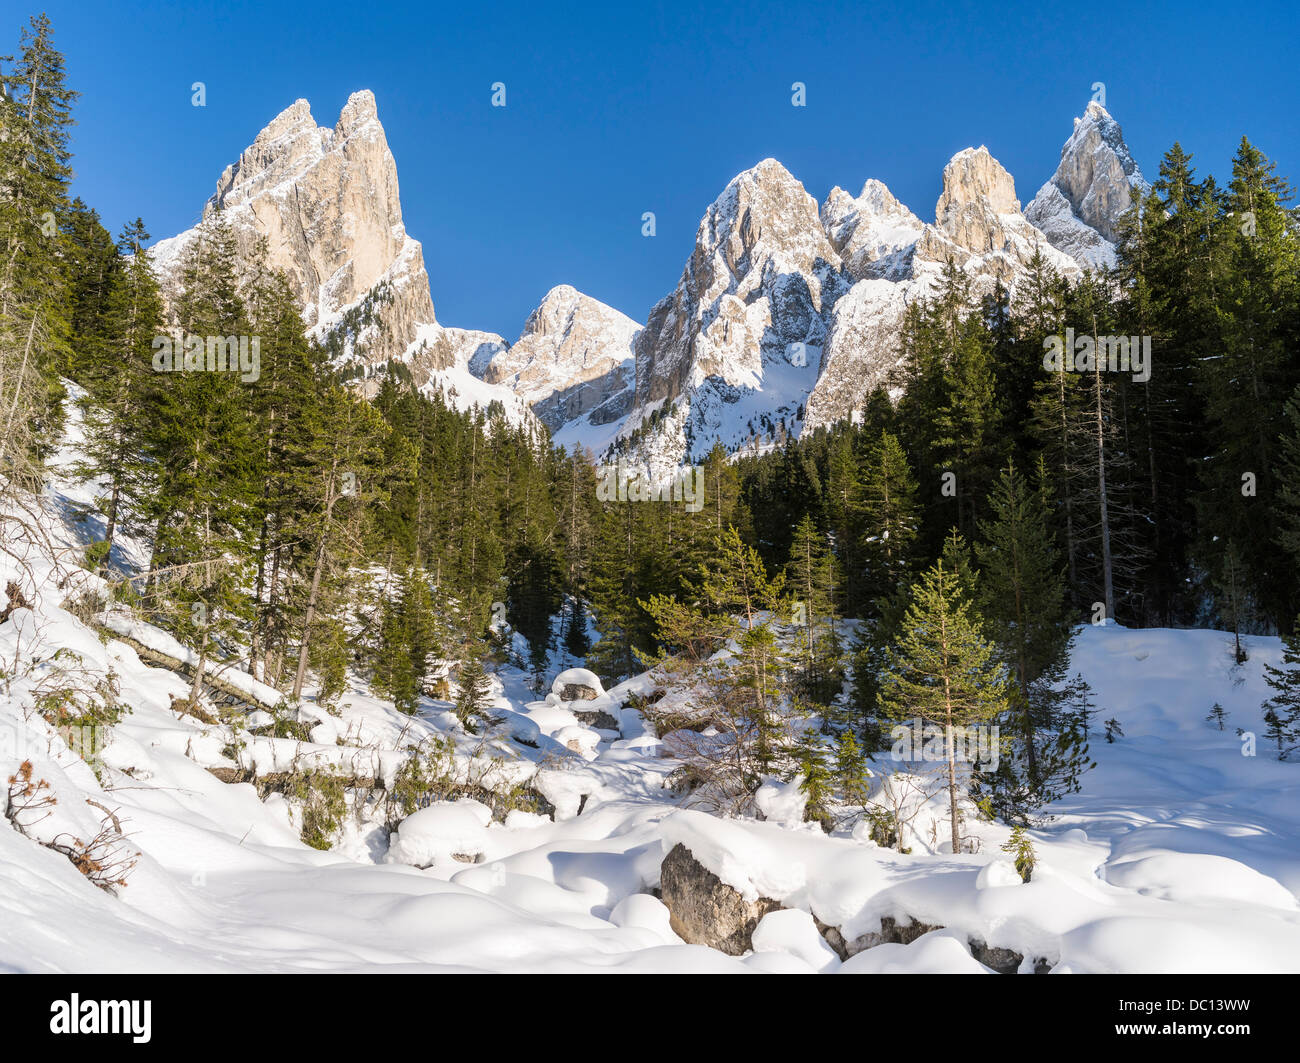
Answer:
[783, 514, 840, 699]
[1260, 617, 1300, 759]
[854, 430, 919, 607]
[455, 656, 494, 724]
[974, 459, 1086, 812]
[75, 218, 162, 572]
[879, 556, 1009, 852]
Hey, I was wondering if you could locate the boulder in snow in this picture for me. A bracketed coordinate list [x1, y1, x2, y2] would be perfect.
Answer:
[658, 842, 783, 955]
[552, 667, 605, 702]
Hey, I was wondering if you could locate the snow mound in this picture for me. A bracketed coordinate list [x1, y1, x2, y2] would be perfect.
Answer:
[385, 800, 495, 868]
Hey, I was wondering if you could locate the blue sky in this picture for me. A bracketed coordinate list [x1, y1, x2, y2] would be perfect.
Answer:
[27, 0, 1300, 339]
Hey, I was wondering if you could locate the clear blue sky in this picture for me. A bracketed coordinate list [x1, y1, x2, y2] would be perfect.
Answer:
[26, 0, 1300, 339]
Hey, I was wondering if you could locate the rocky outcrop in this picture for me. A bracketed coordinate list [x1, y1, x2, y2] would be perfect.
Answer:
[819, 915, 944, 959]
[406, 324, 509, 377]
[152, 91, 435, 367]
[659, 844, 1047, 970]
[559, 683, 599, 702]
[804, 147, 1078, 431]
[659, 843, 783, 954]
[1025, 102, 1148, 269]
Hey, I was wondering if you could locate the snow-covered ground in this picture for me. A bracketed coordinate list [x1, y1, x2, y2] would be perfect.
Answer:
[2, 397, 1298, 973]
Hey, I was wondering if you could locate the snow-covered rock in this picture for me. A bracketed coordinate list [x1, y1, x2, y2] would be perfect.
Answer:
[751, 908, 841, 972]
[385, 799, 495, 868]
[551, 667, 605, 701]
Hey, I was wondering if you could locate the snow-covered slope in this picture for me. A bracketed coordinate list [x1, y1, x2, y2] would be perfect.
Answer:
[359, 321, 541, 434]
[3, 400, 1299, 974]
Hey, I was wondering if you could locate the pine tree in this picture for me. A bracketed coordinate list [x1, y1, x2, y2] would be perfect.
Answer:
[1260, 617, 1300, 759]
[455, 656, 494, 724]
[374, 566, 439, 714]
[640, 527, 792, 807]
[854, 430, 919, 607]
[75, 218, 163, 572]
[1001, 825, 1036, 882]
[1197, 138, 1298, 623]
[1212, 540, 1254, 665]
[879, 557, 1010, 852]
[783, 514, 840, 699]
[834, 728, 872, 807]
[139, 211, 261, 700]
[0, 14, 78, 479]
[975, 459, 1082, 808]
[797, 737, 834, 832]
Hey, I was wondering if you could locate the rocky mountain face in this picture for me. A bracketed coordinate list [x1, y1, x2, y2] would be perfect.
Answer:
[152, 90, 435, 366]
[1025, 102, 1148, 269]
[805, 146, 1083, 432]
[820, 178, 923, 281]
[624, 159, 850, 463]
[152, 93, 637, 440]
[634, 159, 847, 405]
[618, 137, 1096, 463]
[152, 93, 1142, 461]
[481, 285, 640, 434]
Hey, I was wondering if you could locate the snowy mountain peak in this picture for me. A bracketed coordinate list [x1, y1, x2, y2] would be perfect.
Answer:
[481, 285, 641, 439]
[633, 157, 842, 412]
[857, 177, 911, 216]
[1025, 102, 1148, 268]
[821, 179, 922, 281]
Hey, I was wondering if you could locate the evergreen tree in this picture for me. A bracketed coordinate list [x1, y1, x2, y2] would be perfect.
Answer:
[1001, 825, 1036, 882]
[783, 513, 840, 699]
[854, 430, 919, 608]
[75, 219, 163, 571]
[879, 557, 1010, 851]
[1260, 617, 1300, 759]
[975, 459, 1080, 802]
[455, 656, 494, 724]
[797, 737, 834, 832]
[834, 728, 872, 808]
